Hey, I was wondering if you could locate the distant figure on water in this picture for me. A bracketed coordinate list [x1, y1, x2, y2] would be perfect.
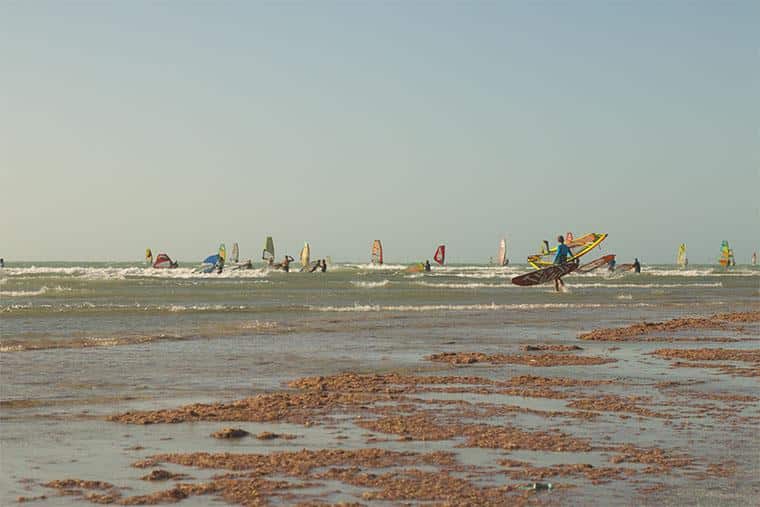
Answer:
[424, 260, 431, 272]
[0, 258, 4, 268]
[310, 260, 321, 273]
[553, 235, 573, 292]
[633, 258, 641, 273]
[320, 259, 327, 272]
[280, 255, 294, 272]
[608, 258, 616, 272]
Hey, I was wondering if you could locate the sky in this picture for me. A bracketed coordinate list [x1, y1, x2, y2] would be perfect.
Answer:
[1, 1, 758, 264]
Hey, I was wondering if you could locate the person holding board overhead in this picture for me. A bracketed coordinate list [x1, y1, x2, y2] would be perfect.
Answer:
[553, 235, 573, 292]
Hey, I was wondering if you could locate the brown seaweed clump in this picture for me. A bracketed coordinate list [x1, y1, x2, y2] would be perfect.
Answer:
[426, 351, 616, 366]
[108, 390, 383, 425]
[650, 348, 760, 363]
[500, 460, 633, 484]
[140, 469, 190, 481]
[567, 395, 669, 419]
[608, 445, 694, 474]
[578, 311, 760, 341]
[211, 428, 250, 439]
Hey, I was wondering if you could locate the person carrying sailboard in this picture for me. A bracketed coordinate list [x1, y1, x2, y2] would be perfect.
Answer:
[553, 235, 575, 292]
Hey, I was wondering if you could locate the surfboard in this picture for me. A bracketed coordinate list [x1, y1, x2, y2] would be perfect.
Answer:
[615, 263, 635, 272]
[512, 261, 579, 286]
[577, 254, 616, 274]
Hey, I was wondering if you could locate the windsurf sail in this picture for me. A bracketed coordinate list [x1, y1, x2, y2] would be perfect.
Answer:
[371, 240, 383, 265]
[677, 244, 687, 267]
[300, 242, 310, 268]
[145, 248, 153, 265]
[719, 240, 734, 267]
[262, 236, 275, 261]
[218, 243, 226, 263]
[153, 253, 177, 269]
[433, 245, 446, 265]
[203, 254, 219, 265]
[497, 238, 508, 266]
[527, 233, 608, 269]
[231, 243, 239, 264]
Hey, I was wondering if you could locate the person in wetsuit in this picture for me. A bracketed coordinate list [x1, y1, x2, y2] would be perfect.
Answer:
[553, 235, 573, 292]
[424, 260, 431, 272]
[281, 255, 294, 272]
[633, 258, 641, 273]
[320, 259, 327, 272]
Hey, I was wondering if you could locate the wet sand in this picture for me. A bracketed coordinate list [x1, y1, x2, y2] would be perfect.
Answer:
[7, 311, 759, 506]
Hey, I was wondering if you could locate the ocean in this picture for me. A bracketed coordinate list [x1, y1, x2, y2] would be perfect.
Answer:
[1, 262, 758, 505]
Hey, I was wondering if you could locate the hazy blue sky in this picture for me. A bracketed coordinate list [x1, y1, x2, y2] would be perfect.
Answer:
[1, 1, 758, 263]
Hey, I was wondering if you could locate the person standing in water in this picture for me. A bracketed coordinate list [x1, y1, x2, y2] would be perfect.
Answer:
[281, 255, 294, 272]
[633, 258, 641, 273]
[0, 258, 4, 268]
[424, 260, 431, 272]
[553, 235, 573, 292]
[320, 259, 327, 272]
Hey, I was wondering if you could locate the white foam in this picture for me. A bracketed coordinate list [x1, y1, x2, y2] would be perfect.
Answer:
[310, 302, 656, 313]
[572, 282, 723, 289]
[415, 281, 514, 289]
[351, 280, 391, 288]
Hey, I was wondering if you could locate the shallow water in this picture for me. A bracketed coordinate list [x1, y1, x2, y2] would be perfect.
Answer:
[1, 262, 758, 505]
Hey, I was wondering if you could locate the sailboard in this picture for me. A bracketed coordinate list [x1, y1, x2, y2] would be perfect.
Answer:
[677, 244, 687, 267]
[152, 253, 177, 269]
[497, 238, 508, 266]
[262, 236, 275, 261]
[512, 261, 579, 286]
[577, 254, 616, 274]
[145, 248, 153, 265]
[231, 243, 239, 264]
[527, 233, 607, 269]
[614, 263, 635, 273]
[433, 245, 446, 265]
[371, 240, 383, 265]
[719, 240, 735, 267]
[300, 242, 311, 270]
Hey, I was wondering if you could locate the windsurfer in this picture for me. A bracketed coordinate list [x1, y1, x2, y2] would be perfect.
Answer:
[424, 260, 431, 272]
[0, 258, 4, 268]
[553, 235, 573, 292]
[633, 258, 641, 273]
[320, 259, 327, 272]
[608, 258, 616, 272]
[281, 255, 294, 272]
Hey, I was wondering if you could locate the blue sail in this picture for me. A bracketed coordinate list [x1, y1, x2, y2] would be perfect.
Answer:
[203, 254, 220, 265]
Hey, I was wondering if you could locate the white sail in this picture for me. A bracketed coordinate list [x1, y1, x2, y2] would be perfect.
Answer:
[497, 238, 508, 266]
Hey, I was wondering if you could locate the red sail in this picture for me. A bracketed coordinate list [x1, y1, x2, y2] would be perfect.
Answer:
[433, 245, 445, 265]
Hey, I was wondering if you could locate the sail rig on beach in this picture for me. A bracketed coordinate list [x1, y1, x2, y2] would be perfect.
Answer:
[434, 245, 446, 266]
[231, 243, 239, 264]
[371, 240, 383, 265]
[497, 238, 508, 266]
[677, 244, 687, 267]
